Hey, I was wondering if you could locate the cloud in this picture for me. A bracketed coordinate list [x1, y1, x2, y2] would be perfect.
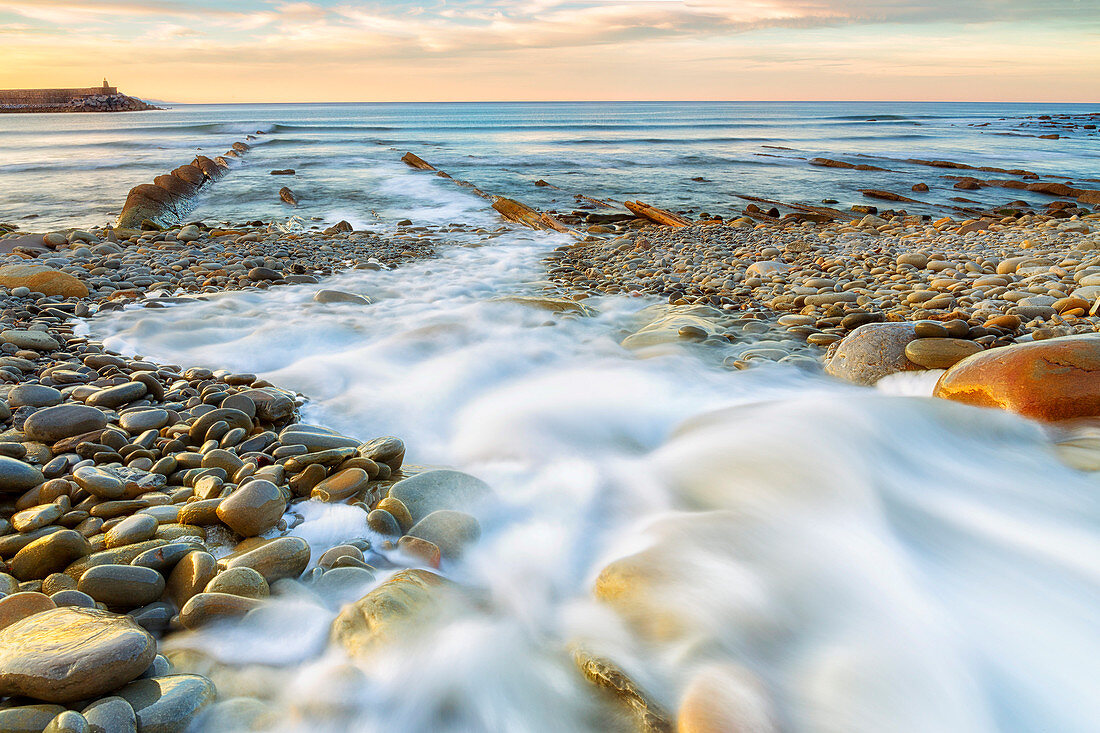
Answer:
[0, 0, 1095, 101]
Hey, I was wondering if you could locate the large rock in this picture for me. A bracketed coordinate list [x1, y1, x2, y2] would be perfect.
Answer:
[23, 404, 107, 443]
[0, 265, 88, 298]
[330, 569, 453, 658]
[934, 334, 1100, 421]
[386, 469, 492, 524]
[824, 322, 920, 385]
[0, 607, 156, 703]
[117, 184, 175, 229]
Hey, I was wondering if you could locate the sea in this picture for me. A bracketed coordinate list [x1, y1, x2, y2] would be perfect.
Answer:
[0, 101, 1097, 229]
[3, 103, 1099, 733]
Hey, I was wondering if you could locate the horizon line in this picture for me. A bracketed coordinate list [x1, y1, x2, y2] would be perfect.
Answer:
[147, 99, 1100, 106]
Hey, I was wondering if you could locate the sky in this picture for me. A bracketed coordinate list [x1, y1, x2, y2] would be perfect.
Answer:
[1, 0, 1098, 103]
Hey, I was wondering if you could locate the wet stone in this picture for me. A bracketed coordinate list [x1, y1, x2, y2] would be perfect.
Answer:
[0, 607, 156, 702]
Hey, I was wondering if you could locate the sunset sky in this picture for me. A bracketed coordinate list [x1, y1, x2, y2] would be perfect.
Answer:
[2, 0, 1097, 103]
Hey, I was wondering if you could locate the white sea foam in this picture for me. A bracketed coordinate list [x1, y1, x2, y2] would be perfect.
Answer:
[85, 217, 1100, 733]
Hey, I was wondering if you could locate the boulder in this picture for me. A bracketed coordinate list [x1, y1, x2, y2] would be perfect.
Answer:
[934, 334, 1100, 421]
[0, 265, 88, 298]
[0, 607, 156, 703]
[824, 322, 920, 385]
[117, 184, 175, 229]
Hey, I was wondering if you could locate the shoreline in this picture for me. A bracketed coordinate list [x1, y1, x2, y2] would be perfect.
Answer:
[0, 134, 1098, 729]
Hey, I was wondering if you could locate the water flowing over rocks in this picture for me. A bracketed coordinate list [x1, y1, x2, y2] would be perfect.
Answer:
[0, 111, 1097, 730]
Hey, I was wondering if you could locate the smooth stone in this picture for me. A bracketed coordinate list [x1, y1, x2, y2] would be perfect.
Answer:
[358, 436, 405, 471]
[277, 427, 359, 451]
[7, 384, 63, 408]
[329, 569, 453, 658]
[179, 592, 263, 629]
[72, 466, 124, 499]
[86, 382, 147, 409]
[366, 509, 401, 537]
[1, 329, 60, 351]
[82, 696, 137, 733]
[0, 265, 88, 298]
[119, 409, 169, 433]
[115, 674, 216, 733]
[376, 497, 413, 531]
[313, 289, 370, 305]
[935, 334, 1100, 421]
[0, 607, 156, 702]
[10, 530, 91, 580]
[105, 514, 159, 549]
[130, 542, 197, 573]
[904, 338, 984, 369]
[311, 566, 376, 599]
[0, 455, 45, 493]
[0, 705, 67, 733]
[23, 404, 107, 443]
[43, 710, 89, 733]
[166, 551, 218, 607]
[216, 480, 285, 536]
[77, 564, 165, 608]
[677, 663, 778, 733]
[62, 540, 168, 581]
[238, 389, 294, 422]
[317, 545, 365, 570]
[406, 510, 481, 559]
[222, 537, 310, 583]
[49, 589, 96, 609]
[387, 469, 492, 523]
[824, 322, 920, 385]
[311, 467, 368, 502]
[204, 567, 269, 599]
[12, 502, 63, 532]
[0, 592, 56, 630]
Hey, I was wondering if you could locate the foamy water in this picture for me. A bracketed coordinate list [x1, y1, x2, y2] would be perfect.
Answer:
[82, 172, 1100, 732]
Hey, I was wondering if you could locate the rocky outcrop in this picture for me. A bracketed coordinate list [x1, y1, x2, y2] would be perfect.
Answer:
[116, 140, 256, 228]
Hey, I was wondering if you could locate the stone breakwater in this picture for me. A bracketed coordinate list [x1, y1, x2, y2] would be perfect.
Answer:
[0, 219, 501, 731]
[0, 93, 159, 114]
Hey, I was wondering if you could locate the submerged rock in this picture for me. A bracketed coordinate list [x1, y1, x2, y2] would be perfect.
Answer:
[386, 469, 492, 524]
[330, 569, 454, 658]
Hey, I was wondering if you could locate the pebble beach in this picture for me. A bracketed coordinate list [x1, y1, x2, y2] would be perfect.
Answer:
[0, 103, 1098, 732]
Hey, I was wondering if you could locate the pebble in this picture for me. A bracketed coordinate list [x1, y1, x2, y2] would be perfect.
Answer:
[216, 479, 286, 536]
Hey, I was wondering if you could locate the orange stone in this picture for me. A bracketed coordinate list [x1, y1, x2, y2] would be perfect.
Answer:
[934, 335, 1100, 421]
